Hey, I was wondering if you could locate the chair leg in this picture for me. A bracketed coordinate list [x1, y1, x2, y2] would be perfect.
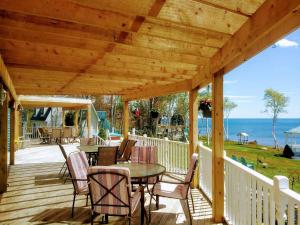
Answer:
[155, 195, 159, 210]
[72, 194, 76, 217]
[149, 193, 153, 222]
[86, 194, 88, 206]
[90, 211, 94, 225]
[190, 189, 195, 212]
[58, 162, 66, 175]
[128, 217, 131, 225]
[186, 199, 192, 225]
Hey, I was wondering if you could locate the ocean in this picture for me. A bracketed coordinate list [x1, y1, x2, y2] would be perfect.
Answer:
[198, 118, 300, 147]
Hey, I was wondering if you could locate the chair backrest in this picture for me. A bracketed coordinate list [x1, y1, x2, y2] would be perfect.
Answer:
[97, 146, 118, 166]
[80, 137, 97, 146]
[184, 153, 198, 183]
[67, 151, 89, 194]
[37, 128, 44, 138]
[62, 127, 72, 138]
[118, 139, 128, 156]
[88, 166, 131, 215]
[121, 140, 136, 160]
[131, 146, 157, 164]
[52, 128, 62, 138]
[71, 127, 78, 138]
[58, 144, 68, 160]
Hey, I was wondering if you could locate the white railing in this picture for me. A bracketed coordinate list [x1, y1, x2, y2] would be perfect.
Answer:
[225, 157, 275, 225]
[129, 134, 189, 174]
[199, 143, 212, 201]
[198, 144, 300, 225]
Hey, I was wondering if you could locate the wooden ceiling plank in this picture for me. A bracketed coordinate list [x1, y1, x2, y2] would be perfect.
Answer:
[123, 80, 192, 101]
[0, 14, 211, 64]
[192, 0, 265, 16]
[157, 0, 248, 35]
[211, 0, 300, 74]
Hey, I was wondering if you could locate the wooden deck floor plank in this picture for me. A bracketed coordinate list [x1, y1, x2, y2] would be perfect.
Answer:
[0, 147, 222, 225]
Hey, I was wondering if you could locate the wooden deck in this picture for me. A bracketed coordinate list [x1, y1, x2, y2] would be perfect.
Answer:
[0, 146, 222, 225]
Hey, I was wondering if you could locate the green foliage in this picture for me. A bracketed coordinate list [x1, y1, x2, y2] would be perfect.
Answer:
[224, 97, 237, 118]
[98, 127, 107, 140]
[264, 88, 289, 119]
[263, 88, 289, 148]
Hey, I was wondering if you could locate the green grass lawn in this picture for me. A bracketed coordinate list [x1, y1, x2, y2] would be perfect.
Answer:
[200, 137, 300, 193]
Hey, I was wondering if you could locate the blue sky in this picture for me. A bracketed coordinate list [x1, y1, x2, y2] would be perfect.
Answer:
[223, 28, 300, 118]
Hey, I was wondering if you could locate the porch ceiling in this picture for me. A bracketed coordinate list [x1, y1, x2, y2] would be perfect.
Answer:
[0, 0, 299, 100]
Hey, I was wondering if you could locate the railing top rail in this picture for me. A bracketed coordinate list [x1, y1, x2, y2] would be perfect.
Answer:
[128, 134, 189, 145]
[225, 154, 273, 187]
[281, 188, 300, 202]
[198, 142, 212, 152]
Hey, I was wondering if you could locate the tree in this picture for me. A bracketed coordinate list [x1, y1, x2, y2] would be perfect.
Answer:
[223, 97, 237, 140]
[263, 88, 289, 149]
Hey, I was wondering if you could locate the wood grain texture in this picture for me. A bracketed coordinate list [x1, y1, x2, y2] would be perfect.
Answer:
[212, 70, 224, 223]
[0, 98, 8, 193]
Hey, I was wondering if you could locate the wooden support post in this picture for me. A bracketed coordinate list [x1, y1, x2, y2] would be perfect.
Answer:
[189, 89, 199, 188]
[62, 109, 65, 127]
[212, 69, 224, 222]
[123, 101, 129, 140]
[74, 110, 79, 131]
[0, 97, 9, 193]
[10, 105, 19, 165]
[87, 105, 92, 138]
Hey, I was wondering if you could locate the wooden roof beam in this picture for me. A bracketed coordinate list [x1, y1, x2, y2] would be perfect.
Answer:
[0, 54, 17, 100]
[211, 0, 300, 74]
[122, 80, 192, 101]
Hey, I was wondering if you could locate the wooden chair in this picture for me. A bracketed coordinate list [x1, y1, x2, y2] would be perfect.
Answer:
[62, 127, 72, 143]
[117, 140, 136, 162]
[87, 166, 141, 225]
[117, 139, 129, 158]
[66, 151, 89, 217]
[51, 128, 62, 143]
[37, 127, 50, 143]
[149, 153, 198, 225]
[97, 146, 118, 166]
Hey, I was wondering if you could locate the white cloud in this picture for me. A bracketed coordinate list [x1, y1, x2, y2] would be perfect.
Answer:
[274, 38, 298, 48]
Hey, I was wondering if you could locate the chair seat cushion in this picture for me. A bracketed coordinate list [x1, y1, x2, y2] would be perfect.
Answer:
[153, 182, 187, 200]
[77, 185, 89, 195]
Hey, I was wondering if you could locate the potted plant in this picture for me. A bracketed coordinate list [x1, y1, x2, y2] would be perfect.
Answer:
[199, 99, 212, 118]
[150, 109, 159, 119]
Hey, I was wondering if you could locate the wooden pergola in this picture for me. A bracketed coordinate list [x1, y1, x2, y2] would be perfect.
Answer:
[0, 0, 299, 222]
[19, 95, 93, 135]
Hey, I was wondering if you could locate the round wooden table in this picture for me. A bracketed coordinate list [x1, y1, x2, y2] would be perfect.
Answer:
[116, 163, 166, 225]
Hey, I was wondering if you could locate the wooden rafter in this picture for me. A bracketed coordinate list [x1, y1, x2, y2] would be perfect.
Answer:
[0, 54, 17, 100]
[211, 0, 300, 74]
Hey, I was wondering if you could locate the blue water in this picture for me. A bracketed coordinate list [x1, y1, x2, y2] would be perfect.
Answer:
[198, 118, 300, 147]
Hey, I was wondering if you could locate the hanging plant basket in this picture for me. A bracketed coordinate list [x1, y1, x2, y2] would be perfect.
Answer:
[199, 99, 212, 118]
[150, 110, 159, 119]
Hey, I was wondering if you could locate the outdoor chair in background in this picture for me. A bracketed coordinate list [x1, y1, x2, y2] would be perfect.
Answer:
[71, 127, 80, 143]
[240, 157, 255, 169]
[97, 146, 118, 166]
[62, 127, 72, 143]
[66, 151, 89, 217]
[149, 153, 199, 225]
[37, 127, 50, 144]
[117, 139, 129, 158]
[117, 140, 137, 162]
[87, 166, 141, 225]
[231, 155, 238, 161]
[51, 128, 62, 143]
[131, 146, 160, 201]
[80, 137, 97, 146]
